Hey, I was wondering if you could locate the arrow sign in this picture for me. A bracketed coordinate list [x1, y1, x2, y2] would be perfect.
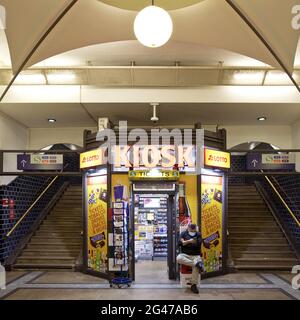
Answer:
[20, 159, 27, 168]
[251, 159, 258, 168]
[246, 153, 261, 170]
[17, 154, 30, 170]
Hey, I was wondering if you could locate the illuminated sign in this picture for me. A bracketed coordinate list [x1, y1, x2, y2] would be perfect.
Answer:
[114, 145, 195, 169]
[80, 149, 104, 169]
[204, 149, 230, 169]
[128, 170, 180, 180]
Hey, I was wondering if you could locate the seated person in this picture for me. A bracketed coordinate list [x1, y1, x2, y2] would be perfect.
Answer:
[177, 223, 204, 294]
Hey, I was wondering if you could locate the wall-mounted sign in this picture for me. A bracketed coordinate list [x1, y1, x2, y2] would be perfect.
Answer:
[247, 153, 295, 170]
[204, 149, 230, 169]
[17, 154, 64, 171]
[129, 170, 180, 181]
[80, 149, 104, 169]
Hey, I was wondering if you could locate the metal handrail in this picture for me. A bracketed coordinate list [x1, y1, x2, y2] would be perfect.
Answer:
[262, 170, 300, 228]
[5, 164, 68, 238]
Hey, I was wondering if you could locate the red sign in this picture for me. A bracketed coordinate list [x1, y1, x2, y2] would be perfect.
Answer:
[2, 198, 9, 208]
[9, 199, 15, 222]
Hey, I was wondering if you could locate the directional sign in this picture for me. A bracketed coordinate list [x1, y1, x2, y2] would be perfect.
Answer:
[17, 154, 64, 171]
[246, 153, 295, 171]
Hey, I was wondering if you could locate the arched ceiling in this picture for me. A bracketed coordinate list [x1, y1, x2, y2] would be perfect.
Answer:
[0, 0, 299, 75]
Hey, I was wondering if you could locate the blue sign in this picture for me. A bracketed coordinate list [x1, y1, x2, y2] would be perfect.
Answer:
[246, 153, 295, 171]
[246, 153, 262, 170]
[17, 154, 64, 171]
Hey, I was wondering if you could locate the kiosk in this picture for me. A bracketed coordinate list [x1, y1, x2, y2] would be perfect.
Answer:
[80, 128, 229, 281]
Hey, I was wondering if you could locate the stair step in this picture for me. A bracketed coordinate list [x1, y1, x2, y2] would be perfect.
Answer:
[30, 239, 82, 245]
[228, 221, 279, 229]
[35, 231, 82, 237]
[38, 227, 82, 233]
[23, 248, 80, 254]
[229, 226, 279, 232]
[229, 199, 264, 203]
[234, 257, 298, 263]
[13, 263, 74, 270]
[234, 265, 295, 271]
[229, 232, 283, 238]
[43, 221, 82, 225]
[228, 205, 267, 209]
[46, 217, 82, 222]
[53, 207, 82, 211]
[17, 256, 76, 261]
[229, 238, 288, 244]
[21, 252, 78, 258]
[27, 244, 82, 250]
[231, 252, 296, 259]
[230, 243, 290, 248]
[229, 217, 274, 221]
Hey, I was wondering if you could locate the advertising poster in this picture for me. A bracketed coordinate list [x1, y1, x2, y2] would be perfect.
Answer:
[201, 175, 223, 273]
[87, 174, 108, 273]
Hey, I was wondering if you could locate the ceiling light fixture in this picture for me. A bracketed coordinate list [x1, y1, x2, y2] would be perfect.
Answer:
[257, 117, 267, 121]
[15, 73, 47, 85]
[233, 71, 264, 84]
[48, 118, 56, 123]
[46, 72, 77, 84]
[134, 0, 173, 48]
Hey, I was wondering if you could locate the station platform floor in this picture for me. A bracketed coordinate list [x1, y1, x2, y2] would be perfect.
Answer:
[1, 261, 299, 300]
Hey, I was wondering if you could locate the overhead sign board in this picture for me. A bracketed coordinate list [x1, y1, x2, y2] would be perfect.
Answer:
[80, 149, 104, 169]
[246, 153, 295, 170]
[204, 149, 230, 169]
[17, 154, 64, 171]
[128, 170, 180, 181]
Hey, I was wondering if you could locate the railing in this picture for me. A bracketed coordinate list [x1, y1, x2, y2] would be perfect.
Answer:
[261, 170, 300, 228]
[5, 164, 68, 238]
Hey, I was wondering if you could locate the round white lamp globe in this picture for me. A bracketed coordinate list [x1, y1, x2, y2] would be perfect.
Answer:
[134, 5, 173, 48]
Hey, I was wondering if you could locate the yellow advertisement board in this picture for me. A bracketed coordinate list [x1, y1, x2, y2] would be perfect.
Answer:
[201, 175, 223, 273]
[204, 149, 230, 169]
[87, 175, 108, 273]
[80, 149, 104, 169]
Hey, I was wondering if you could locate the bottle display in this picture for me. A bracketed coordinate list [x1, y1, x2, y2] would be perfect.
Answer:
[134, 194, 168, 260]
[178, 182, 191, 231]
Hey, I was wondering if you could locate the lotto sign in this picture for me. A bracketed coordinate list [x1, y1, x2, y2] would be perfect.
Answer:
[204, 149, 230, 169]
[80, 149, 105, 169]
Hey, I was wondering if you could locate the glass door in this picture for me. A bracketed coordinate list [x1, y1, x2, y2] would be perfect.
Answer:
[167, 194, 179, 280]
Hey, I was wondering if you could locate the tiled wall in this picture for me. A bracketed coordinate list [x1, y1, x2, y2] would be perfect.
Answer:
[228, 154, 300, 247]
[0, 176, 66, 263]
[0, 152, 81, 263]
[261, 176, 300, 245]
[229, 155, 246, 185]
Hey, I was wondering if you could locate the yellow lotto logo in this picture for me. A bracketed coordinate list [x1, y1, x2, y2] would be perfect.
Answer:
[80, 149, 104, 169]
[204, 149, 230, 169]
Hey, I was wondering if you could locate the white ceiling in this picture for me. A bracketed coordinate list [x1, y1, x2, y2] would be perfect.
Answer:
[1, 102, 300, 127]
[0, 2, 300, 130]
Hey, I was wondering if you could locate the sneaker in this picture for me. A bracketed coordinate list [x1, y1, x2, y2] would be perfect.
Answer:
[191, 284, 199, 294]
[195, 261, 204, 273]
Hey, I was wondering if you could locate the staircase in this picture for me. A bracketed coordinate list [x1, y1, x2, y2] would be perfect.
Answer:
[14, 184, 83, 269]
[228, 184, 299, 270]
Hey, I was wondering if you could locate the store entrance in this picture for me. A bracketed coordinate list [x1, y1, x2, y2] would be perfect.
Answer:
[129, 182, 178, 282]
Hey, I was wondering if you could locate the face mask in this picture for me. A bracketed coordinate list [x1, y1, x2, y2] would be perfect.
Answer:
[189, 232, 196, 237]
